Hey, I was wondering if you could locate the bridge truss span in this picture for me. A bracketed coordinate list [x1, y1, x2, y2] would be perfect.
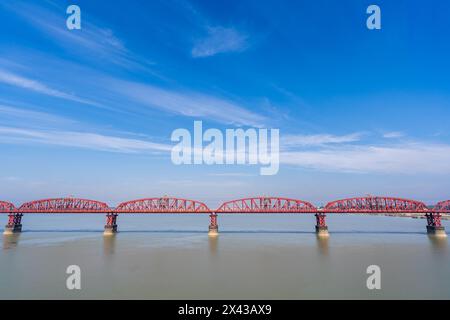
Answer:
[0, 201, 15, 213]
[434, 200, 450, 213]
[324, 196, 429, 213]
[114, 197, 211, 213]
[18, 198, 111, 213]
[216, 197, 317, 213]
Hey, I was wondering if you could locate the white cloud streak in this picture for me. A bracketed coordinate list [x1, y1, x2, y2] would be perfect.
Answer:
[192, 26, 249, 58]
[0, 126, 171, 154]
[282, 133, 363, 147]
[0, 104, 77, 127]
[2, 117, 450, 176]
[0, 69, 101, 107]
[2, 1, 153, 71]
[383, 131, 405, 139]
[109, 79, 266, 126]
[281, 143, 450, 174]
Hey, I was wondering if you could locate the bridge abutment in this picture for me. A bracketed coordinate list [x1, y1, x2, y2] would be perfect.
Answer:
[103, 213, 118, 236]
[426, 213, 447, 237]
[315, 213, 329, 237]
[208, 213, 219, 236]
[3, 213, 23, 235]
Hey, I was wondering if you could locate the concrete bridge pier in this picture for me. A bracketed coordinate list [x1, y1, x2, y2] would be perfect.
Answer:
[103, 213, 118, 236]
[426, 213, 447, 237]
[208, 213, 219, 236]
[315, 213, 329, 237]
[3, 213, 23, 235]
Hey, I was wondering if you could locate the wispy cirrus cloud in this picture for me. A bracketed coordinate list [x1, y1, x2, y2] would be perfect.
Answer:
[108, 79, 267, 126]
[1, 52, 267, 125]
[1, 0, 154, 71]
[0, 69, 102, 107]
[0, 104, 171, 153]
[282, 133, 363, 147]
[279, 130, 450, 174]
[208, 173, 255, 177]
[383, 131, 405, 139]
[281, 142, 450, 174]
[192, 26, 249, 58]
[0, 104, 77, 127]
[0, 126, 171, 154]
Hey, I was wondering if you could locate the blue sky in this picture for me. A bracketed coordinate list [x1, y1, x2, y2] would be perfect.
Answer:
[0, 0, 450, 207]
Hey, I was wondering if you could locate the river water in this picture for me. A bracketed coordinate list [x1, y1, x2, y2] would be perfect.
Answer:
[0, 214, 449, 299]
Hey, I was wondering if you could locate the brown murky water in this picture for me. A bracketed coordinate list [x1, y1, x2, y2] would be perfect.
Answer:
[0, 215, 449, 299]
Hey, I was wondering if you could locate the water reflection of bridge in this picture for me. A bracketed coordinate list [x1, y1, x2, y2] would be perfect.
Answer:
[1, 197, 449, 237]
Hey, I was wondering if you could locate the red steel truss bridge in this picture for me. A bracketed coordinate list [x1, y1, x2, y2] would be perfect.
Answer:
[1, 196, 448, 237]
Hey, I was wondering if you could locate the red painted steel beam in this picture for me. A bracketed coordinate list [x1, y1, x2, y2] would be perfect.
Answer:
[115, 197, 211, 213]
[434, 200, 450, 213]
[216, 197, 317, 213]
[18, 198, 111, 213]
[324, 196, 429, 213]
[0, 201, 15, 213]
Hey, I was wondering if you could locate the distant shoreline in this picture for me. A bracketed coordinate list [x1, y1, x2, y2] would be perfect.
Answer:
[379, 213, 450, 220]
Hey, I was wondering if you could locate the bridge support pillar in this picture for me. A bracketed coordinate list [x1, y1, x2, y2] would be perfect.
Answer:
[3, 213, 23, 235]
[426, 213, 447, 237]
[315, 213, 329, 237]
[103, 213, 118, 236]
[208, 213, 219, 236]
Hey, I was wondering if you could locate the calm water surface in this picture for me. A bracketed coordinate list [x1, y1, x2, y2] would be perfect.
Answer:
[0, 214, 449, 299]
